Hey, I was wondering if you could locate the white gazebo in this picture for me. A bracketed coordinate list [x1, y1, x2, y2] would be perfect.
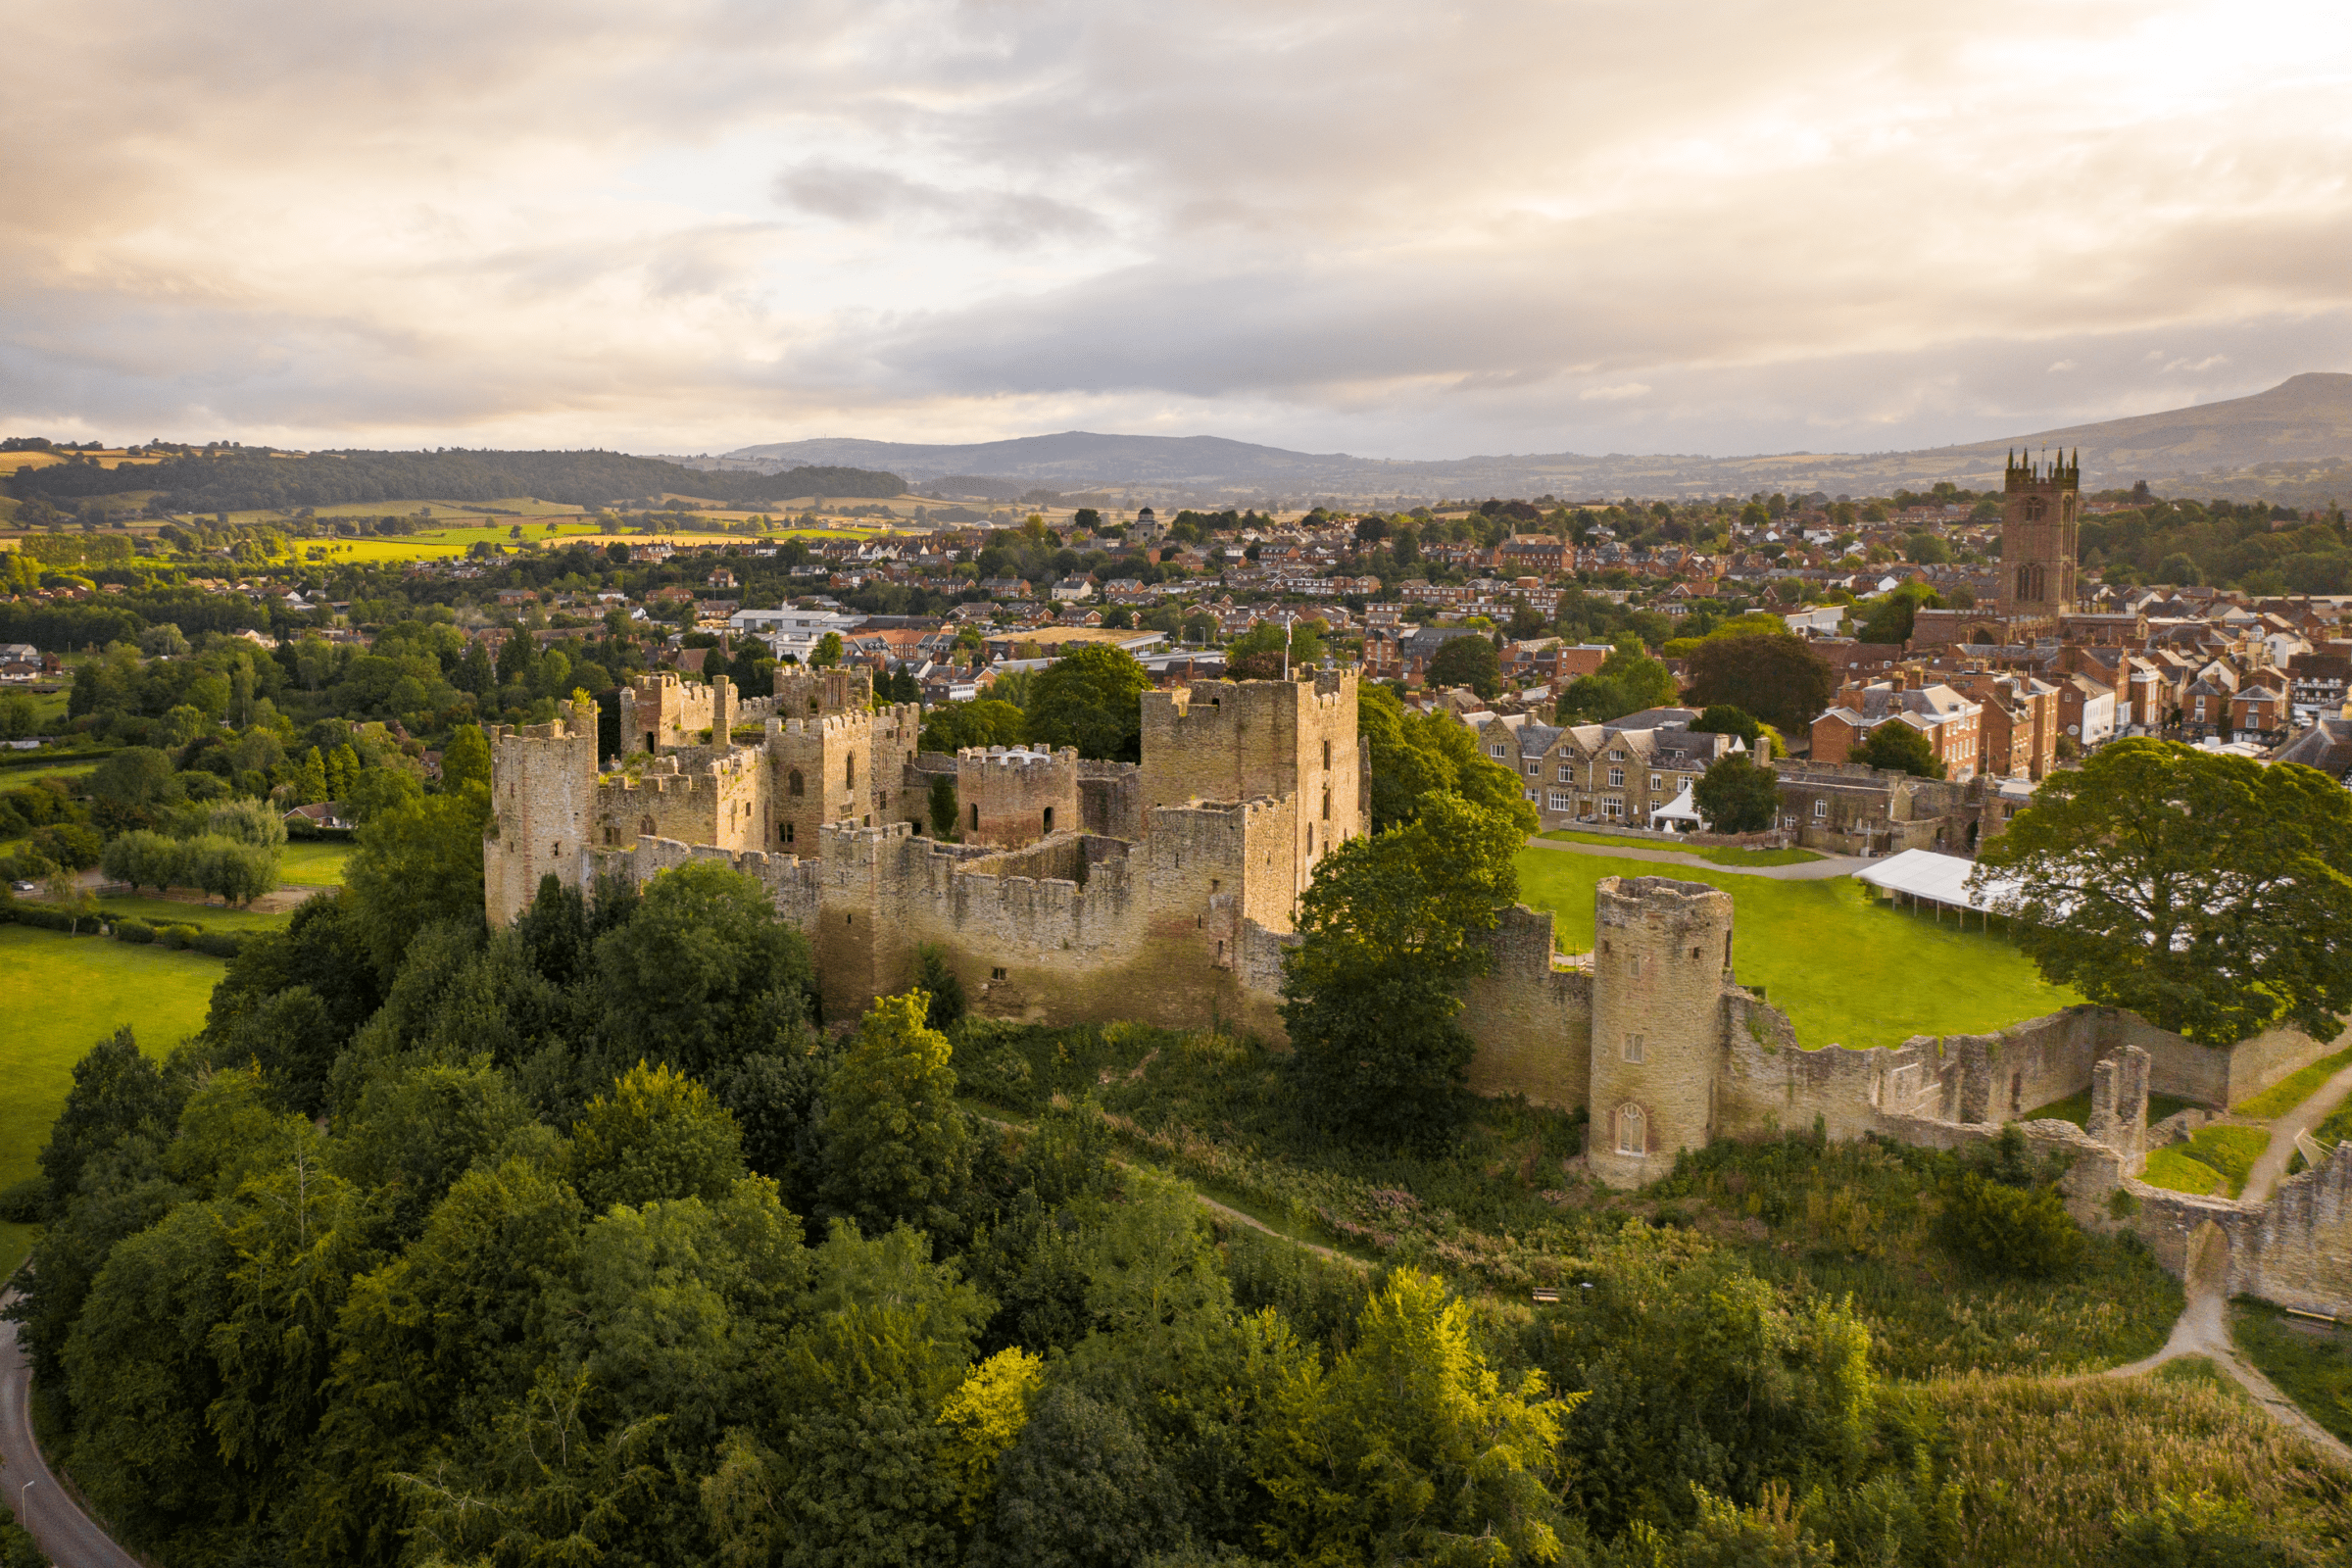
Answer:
[1648, 783, 1705, 834]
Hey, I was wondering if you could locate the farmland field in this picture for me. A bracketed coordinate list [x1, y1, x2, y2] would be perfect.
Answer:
[0, 926, 225, 1277]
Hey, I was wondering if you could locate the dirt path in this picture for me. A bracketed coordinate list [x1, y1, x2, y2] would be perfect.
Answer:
[2240, 1060, 2352, 1206]
[1524, 835, 1865, 881]
[2105, 1071, 2352, 1467]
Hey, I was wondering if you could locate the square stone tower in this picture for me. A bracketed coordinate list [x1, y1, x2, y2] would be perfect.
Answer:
[484, 694, 600, 925]
[774, 664, 873, 718]
[1997, 449, 2080, 632]
[1585, 875, 1736, 1189]
[1138, 667, 1363, 877]
[956, 745, 1080, 847]
[617, 671, 736, 758]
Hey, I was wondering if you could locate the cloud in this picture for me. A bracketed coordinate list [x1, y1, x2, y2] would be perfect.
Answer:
[1, 0, 2349, 458]
[773, 162, 1107, 249]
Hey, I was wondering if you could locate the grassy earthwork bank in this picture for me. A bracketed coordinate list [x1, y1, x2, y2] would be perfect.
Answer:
[1513, 846, 2082, 1051]
[2234, 1043, 2352, 1117]
[1536, 828, 1824, 867]
[956, 1014, 2181, 1382]
[2231, 1299, 2352, 1446]
[2141, 1124, 2275, 1198]
[0, 925, 224, 1277]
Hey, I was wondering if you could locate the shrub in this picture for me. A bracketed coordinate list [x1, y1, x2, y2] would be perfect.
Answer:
[191, 930, 244, 958]
[112, 917, 155, 945]
[1939, 1172, 2083, 1277]
[916, 943, 966, 1031]
[158, 922, 201, 950]
[0, 1176, 46, 1224]
[8, 903, 79, 933]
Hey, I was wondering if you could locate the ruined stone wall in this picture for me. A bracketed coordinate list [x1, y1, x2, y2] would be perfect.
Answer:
[2089, 1011, 2341, 1108]
[484, 697, 601, 925]
[956, 746, 1079, 847]
[1078, 760, 1144, 841]
[595, 749, 768, 855]
[2233, 1146, 2352, 1318]
[773, 664, 873, 717]
[1138, 670, 1363, 881]
[617, 672, 717, 756]
[1586, 877, 1737, 1186]
[1458, 905, 1594, 1109]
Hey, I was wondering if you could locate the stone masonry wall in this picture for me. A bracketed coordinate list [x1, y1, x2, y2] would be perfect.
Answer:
[484, 697, 601, 925]
[1458, 905, 1595, 1109]
[956, 746, 1080, 848]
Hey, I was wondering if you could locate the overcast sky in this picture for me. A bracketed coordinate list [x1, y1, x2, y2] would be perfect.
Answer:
[3, 0, 2348, 461]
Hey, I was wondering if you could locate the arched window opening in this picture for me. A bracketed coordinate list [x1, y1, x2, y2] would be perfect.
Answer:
[846, 754, 856, 789]
[1042, 806, 1054, 834]
[1618, 1104, 1646, 1155]
[788, 768, 805, 798]
[639, 815, 655, 836]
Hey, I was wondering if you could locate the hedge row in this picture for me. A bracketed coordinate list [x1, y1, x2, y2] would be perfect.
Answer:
[0, 901, 245, 957]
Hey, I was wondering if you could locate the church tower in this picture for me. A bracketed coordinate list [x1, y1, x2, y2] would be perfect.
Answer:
[1996, 449, 2080, 633]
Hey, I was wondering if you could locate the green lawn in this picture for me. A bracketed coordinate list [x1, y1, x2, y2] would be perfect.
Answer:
[2232, 1300, 2352, 1445]
[1536, 829, 1823, 868]
[2232, 1045, 2352, 1118]
[93, 894, 297, 933]
[0, 927, 224, 1277]
[2141, 1125, 2272, 1198]
[278, 841, 354, 886]
[1514, 848, 2081, 1051]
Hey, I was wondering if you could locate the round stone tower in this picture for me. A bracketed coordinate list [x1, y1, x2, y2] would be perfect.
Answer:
[1586, 875, 1735, 1188]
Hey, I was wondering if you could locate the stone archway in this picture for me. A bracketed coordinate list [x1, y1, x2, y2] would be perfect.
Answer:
[2187, 1218, 2230, 1298]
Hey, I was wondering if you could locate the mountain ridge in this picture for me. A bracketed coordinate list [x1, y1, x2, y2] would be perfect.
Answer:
[712, 373, 2352, 502]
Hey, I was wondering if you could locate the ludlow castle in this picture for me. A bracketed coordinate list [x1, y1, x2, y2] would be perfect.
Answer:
[486, 664, 2348, 1315]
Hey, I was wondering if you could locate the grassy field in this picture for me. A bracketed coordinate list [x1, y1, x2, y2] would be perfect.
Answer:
[1514, 847, 2081, 1050]
[278, 841, 354, 886]
[2141, 1124, 2272, 1197]
[1535, 829, 1823, 867]
[2233, 1044, 2352, 1117]
[91, 893, 300, 933]
[2231, 1299, 2352, 1444]
[0, 927, 224, 1277]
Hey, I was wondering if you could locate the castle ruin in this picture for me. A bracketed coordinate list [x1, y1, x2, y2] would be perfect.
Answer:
[484, 668, 2347, 1310]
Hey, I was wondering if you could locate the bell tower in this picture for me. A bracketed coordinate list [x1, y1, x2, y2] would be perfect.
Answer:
[1997, 449, 2080, 632]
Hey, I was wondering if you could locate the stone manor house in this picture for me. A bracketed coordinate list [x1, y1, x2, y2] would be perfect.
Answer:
[485, 664, 2348, 1313]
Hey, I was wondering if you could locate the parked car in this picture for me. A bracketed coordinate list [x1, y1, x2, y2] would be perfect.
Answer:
[10, 880, 36, 893]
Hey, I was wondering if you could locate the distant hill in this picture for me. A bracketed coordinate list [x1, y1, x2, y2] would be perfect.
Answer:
[716, 374, 2352, 503]
[6, 448, 906, 513]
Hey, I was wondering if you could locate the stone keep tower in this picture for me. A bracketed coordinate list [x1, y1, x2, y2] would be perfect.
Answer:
[957, 746, 1079, 847]
[1585, 875, 1736, 1188]
[774, 664, 873, 718]
[1137, 667, 1363, 874]
[485, 694, 600, 926]
[1997, 449, 2080, 629]
[617, 671, 736, 757]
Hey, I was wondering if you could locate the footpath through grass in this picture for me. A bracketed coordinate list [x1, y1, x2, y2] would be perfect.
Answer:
[0, 926, 224, 1277]
[1536, 828, 1823, 867]
[1515, 847, 2080, 1051]
[955, 1016, 2179, 1380]
[2232, 1300, 2352, 1446]
[2234, 1043, 2352, 1117]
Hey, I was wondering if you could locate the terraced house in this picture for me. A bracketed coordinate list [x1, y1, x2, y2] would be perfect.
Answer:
[1469, 706, 1747, 826]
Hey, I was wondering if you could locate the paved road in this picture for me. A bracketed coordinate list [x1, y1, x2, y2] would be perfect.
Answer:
[2104, 1072, 2352, 1468]
[0, 1288, 145, 1568]
[1526, 835, 1867, 881]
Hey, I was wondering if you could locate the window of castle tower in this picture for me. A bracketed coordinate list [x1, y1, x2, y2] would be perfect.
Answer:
[1623, 1032, 1644, 1062]
[789, 769, 805, 797]
[1618, 1104, 1645, 1155]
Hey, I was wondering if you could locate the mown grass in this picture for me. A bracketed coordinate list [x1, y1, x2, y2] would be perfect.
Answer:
[2234, 1044, 2352, 1117]
[278, 841, 354, 886]
[2232, 1299, 2352, 1445]
[1920, 1371, 2351, 1565]
[92, 893, 298, 933]
[0, 926, 223, 1277]
[953, 1018, 2179, 1380]
[1514, 847, 2080, 1051]
[2141, 1124, 2272, 1198]
[1534, 829, 1824, 867]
